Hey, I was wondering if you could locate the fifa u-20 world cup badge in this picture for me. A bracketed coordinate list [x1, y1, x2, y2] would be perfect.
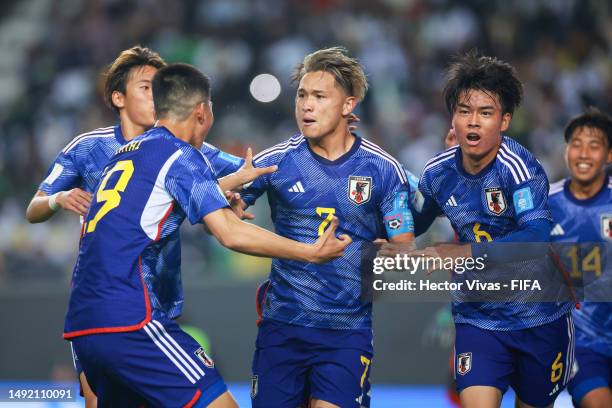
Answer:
[348, 176, 372, 205]
[484, 187, 506, 215]
[457, 352, 472, 375]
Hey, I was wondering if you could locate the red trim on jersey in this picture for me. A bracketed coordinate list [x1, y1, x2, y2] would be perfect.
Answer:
[255, 282, 270, 326]
[155, 202, 174, 241]
[184, 390, 201, 408]
[63, 256, 152, 339]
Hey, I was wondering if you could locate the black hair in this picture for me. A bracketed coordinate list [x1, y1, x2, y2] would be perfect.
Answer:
[153, 63, 211, 120]
[104, 46, 166, 114]
[444, 51, 523, 115]
[564, 107, 612, 147]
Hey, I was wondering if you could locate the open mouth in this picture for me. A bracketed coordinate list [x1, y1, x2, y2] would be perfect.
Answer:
[466, 133, 480, 142]
[302, 118, 316, 126]
[575, 162, 592, 171]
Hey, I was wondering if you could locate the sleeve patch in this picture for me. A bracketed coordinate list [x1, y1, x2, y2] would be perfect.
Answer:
[218, 151, 243, 166]
[513, 187, 534, 214]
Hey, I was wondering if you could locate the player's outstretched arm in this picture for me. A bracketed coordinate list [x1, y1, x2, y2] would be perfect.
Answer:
[203, 207, 351, 263]
[218, 147, 277, 192]
[25, 189, 92, 223]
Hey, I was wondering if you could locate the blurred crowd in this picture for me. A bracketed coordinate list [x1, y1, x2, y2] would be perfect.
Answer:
[0, 0, 610, 283]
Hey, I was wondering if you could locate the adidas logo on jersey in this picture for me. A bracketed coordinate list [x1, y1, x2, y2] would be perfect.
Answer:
[548, 383, 559, 396]
[551, 224, 565, 236]
[445, 195, 458, 206]
[288, 181, 305, 193]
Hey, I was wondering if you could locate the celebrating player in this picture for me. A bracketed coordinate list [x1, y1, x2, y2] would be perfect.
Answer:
[549, 108, 612, 408]
[26, 46, 272, 406]
[241, 47, 414, 408]
[413, 52, 574, 408]
[63, 63, 350, 407]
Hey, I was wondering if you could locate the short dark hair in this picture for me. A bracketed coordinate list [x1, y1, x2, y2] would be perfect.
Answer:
[152, 63, 211, 120]
[444, 51, 523, 115]
[564, 107, 612, 147]
[103, 46, 166, 114]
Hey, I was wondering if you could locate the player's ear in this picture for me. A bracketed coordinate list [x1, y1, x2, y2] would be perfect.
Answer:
[195, 102, 206, 125]
[342, 96, 357, 117]
[111, 91, 126, 110]
[500, 112, 512, 132]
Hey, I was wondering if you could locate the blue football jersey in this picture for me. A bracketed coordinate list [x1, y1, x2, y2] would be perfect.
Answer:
[39, 125, 243, 195]
[242, 134, 411, 330]
[549, 176, 612, 357]
[64, 126, 229, 338]
[417, 136, 571, 330]
[40, 126, 126, 194]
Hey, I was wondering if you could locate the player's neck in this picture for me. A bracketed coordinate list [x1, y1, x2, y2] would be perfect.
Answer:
[308, 127, 355, 161]
[120, 120, 149, 142]
[461, 149, 498, 175]
[156, 119, 199, 148]
[568, 173, 606, 200]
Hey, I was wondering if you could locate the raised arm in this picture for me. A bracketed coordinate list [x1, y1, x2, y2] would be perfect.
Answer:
[204, 207, 351, 263]
[26, 189, 92, 223]
[218, 147, 277, 192]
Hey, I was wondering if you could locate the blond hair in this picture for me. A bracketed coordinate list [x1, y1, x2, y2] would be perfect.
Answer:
[292, 46, 368, 102]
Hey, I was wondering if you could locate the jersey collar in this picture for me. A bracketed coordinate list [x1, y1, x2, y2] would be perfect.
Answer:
[454, 146, 498, 179]
[306, 133, 362, 166]
[114, 124, 128, 145]
[563, 177, 608, 206]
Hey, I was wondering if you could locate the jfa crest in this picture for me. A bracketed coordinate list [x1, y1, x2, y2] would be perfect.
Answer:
[485, 187, 506, 215]
[457, 352, 472, 376]
[602, 215, 612, 241]
[348, 176, 372, 205]
[194, 347, 214, 368]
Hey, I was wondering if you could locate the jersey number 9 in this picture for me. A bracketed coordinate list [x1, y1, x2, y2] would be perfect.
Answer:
[86, 160, 134, 233]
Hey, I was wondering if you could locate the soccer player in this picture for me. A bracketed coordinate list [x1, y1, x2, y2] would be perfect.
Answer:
[25, 46, 271, 406]
[63, 63, 350, 407]
[413, 52, 574, 408]
[549, 108, 612, 408]
[26, 46, 268, 224]
[241, 47, 414, 408]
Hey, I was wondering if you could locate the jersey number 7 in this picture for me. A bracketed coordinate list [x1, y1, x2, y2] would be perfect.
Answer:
[316, 207, 336, 236]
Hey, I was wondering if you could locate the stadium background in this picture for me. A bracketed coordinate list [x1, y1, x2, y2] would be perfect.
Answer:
[0, 0, 609, 406]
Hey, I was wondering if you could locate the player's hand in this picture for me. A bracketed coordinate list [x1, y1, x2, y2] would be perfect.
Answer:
[376, 240, 415, 258]
[310, 217, 352, 263]
[348, 113, 361, 132]
[56, 188, 92, 216]
[225, 191, 255, 220]
[236, 147, 278, 188]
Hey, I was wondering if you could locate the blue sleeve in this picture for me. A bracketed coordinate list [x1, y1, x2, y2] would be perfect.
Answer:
[199, 142, 245, 178]
[38, 149, 82, 194]
[509, 156, 552, 226]
[379, 167, 414, 238]
[240, 155, 273, 206]
[403, 167, 421, 209]
[165, 147, 229, 225]
[471, 218, 552, 262]
[413, 171, 443, 236]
